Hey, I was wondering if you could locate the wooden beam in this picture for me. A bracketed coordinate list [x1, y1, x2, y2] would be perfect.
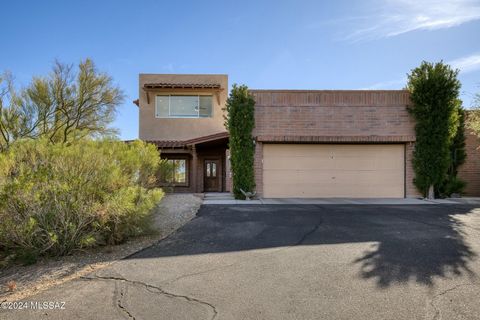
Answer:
[143, 87, 224, 106]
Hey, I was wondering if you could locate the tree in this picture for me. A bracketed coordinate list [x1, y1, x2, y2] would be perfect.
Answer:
[224, 84, 255, 199]
[0, 72, 30, 151]
[407, 61, 462, 199]
[437, 104, 467, 197]
[0, 59, 124, 150]
[467, 92, 480, 136]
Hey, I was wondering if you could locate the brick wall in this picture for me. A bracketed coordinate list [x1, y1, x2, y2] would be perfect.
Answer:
[458, 130, 480, 196]
[254, 141, 264, 197]
[252, 90, 415, 139]
[250, 90, 421, 198]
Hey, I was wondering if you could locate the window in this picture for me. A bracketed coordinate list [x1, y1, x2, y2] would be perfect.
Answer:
[155, 95, 213, 118]
[161, 159, 187, 185]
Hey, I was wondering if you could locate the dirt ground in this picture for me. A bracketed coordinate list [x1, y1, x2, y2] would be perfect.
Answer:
[0, 193, 203, 301]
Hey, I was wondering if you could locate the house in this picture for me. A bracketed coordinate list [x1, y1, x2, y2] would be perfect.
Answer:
[136, 73, 480, 198]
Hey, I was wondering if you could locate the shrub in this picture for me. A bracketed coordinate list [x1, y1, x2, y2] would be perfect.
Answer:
[0, 138, 163, 260]
[224, 84, 256, 199]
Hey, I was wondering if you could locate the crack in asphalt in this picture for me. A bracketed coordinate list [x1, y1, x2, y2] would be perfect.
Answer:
[159, 216, 324, 286]
[75, 216, 324, 319]
[117, 283, 136, 319]
[295, 218, 323, 246]
[81, 275, 218, 320]
[429, 283, 479, 320]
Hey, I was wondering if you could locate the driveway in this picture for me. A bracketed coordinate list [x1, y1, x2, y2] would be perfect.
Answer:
[2, 204, 480, 320]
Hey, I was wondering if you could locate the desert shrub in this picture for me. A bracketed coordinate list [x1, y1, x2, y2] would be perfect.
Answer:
[0, 138, 163, 261]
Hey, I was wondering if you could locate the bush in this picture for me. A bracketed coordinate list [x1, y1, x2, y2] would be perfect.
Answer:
[437, 176, 466, 198]
[0, 138, 164, 261]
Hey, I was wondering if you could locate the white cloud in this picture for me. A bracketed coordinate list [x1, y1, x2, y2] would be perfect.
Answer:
[362, 52, 480, 90]
[345, 0, 480, 41]
[449, 53, 480, 73]
[360, 77, 407, 90]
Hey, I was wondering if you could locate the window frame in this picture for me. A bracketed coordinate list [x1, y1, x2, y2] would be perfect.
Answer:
[155, 95, 213, 119]
[160, 158, 189, 187]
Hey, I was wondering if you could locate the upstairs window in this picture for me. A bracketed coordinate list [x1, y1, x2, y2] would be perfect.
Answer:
[155, 95, 213, 118]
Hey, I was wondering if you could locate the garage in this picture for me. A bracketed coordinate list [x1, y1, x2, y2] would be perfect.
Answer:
[262, 144, 405, 198]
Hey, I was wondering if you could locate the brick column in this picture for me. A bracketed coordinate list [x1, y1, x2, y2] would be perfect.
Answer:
[254, 141, 263, 197]
[191, 145, 198, 193]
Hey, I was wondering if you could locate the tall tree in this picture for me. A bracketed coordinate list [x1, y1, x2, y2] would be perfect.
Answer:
[407, 61, 462, 199]
[467, 92, 480, 136]
[437, 104, 467, 197]
[0, 59, 124, 150]
[224, 84, 256, 199]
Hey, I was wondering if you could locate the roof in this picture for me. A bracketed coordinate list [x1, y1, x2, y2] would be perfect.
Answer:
[143, 132, 229, 149]
[145, 140, 186, 148]
[143, 83, 222, 90]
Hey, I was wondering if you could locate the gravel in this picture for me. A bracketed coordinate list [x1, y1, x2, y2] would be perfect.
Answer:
[0, 193, 203, 301]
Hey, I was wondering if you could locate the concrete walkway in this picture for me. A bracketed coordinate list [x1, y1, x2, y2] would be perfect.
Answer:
[202, 193, 480, 205]
[204, 197, 431, 205]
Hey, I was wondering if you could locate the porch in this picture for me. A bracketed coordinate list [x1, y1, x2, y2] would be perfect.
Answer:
[149, 132, 231, 193]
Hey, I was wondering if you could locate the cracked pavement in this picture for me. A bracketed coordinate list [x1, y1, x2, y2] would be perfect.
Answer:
[1, 204, 480, 320]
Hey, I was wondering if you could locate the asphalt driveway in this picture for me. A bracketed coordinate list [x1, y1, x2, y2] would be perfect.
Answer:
[2, 204, 480, 320]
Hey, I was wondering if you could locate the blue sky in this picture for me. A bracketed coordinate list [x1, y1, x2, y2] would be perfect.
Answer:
[1, 0, 479, 140]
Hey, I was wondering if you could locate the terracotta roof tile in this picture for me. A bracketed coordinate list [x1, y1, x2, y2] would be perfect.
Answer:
[143, 83, 221, 89]
[140, 132, 229, 149]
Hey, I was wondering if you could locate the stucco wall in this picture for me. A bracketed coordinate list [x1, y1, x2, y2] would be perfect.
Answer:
[139, 74, 228, 141]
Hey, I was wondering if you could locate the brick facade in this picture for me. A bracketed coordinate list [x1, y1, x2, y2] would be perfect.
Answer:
[458, 130, 480, 196]
[250, 90, 421, 198]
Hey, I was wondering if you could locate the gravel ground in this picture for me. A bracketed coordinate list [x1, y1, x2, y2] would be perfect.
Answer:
[0, 193, 203, 301]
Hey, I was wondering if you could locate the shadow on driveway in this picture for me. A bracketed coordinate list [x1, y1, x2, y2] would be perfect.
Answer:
[130, 204, 478, 288]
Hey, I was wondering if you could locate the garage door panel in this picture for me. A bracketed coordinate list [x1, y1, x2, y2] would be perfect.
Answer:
[265, 156, 332, 170]
[263, 144, 404, 198]
[265, 183, 403, 198]
[265, 156, 402, 171]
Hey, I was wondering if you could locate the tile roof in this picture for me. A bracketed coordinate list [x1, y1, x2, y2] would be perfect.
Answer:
[143, 83, 222, 90]
[139, 132, 229, 149]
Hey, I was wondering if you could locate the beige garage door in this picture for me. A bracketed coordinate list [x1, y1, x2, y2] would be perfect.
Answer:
[263, 144, 405, 198]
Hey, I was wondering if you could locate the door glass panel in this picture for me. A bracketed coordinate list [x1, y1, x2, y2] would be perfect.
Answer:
[206, 163, 211, 177]
[212, 163, 216, 177]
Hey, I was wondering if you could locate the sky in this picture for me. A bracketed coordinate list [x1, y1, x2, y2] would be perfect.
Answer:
[1, 0, 479, 140]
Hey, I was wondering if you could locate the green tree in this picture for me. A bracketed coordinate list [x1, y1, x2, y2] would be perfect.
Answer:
[467, 92, 480, 136]
[224, 84, 255, 199]
[407, 61, 462, 199]
[0, 73, 28, 151]
[0, 59, 124, 150]
[437, 104, 467, 197]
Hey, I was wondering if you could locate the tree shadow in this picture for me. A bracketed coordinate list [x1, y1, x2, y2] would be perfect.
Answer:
[351, 206, 477, 287]
[129, 204, 478, 288]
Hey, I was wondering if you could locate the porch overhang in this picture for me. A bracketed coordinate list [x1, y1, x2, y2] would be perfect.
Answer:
[146, 131, 229, 150]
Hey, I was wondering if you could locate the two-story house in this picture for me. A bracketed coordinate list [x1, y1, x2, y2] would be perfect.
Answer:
[135, 74, 480, 198]
[136, 74, 230, 194]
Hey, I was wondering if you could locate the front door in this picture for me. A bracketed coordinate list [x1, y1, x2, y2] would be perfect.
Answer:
[204, 159, 220, 192]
